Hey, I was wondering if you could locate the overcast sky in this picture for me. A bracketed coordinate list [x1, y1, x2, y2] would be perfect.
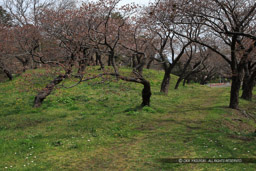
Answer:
[116, 0, 152, 6]
[88, 0, 152, 6]
[0, 0, 153, 8]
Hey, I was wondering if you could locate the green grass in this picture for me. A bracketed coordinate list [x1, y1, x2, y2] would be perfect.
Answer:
[0, 67, 255, 170]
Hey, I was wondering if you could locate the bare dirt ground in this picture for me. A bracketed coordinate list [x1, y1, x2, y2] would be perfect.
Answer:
[207, 83, 231, 88]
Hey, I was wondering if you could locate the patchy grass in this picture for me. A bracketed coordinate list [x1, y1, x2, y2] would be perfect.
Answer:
[0, 67, 255, 170]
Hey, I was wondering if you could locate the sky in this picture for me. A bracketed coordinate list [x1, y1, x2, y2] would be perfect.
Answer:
[0, 0, 153, 8]
[87, 0, 152, 6]
[116, 0, 152, 6]
[0, 0, 152, 6]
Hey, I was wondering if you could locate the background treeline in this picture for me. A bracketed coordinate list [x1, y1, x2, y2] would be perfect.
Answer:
[0, 0, 255, 109]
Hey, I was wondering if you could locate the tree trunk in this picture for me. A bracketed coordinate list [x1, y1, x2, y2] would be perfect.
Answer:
[175, 50, 194, 89]
[135, 63, 144, 75]
[90, 55, 96, 66]
[34, 55, 74, 108]
[16, 57, 29, 72]
[3, 69, 13, 80]
[109, 52, 118, 74]
[182, 72, 193, 87]
[108, 54, 111, 66]
[132, 55, 136, 68]
[0, 62, 13, 81]
[111, 73, 151, 107]
[141, 80, 152, 106]
[242, 71, 249, 90]
[160, 70, 171, 94]
[241, 80, 254, 101]
[96, 51, 104, 70]
[241, 70, 256, 101]
[77, 59, 87, 75]
[229, 35, 241, 109]
[147, 58, 154, 69]
[134, 54, 146, 75]
[34, 74, 67, 107]
[229, 74, 242, 109]
[136, 54, 141, 66]
[175, 77, 183, 89]
[183, 79, 186, 86]
[200, 78, 207, 85]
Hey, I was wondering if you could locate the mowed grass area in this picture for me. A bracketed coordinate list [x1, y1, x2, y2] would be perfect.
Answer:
[0, 68, 255, 170]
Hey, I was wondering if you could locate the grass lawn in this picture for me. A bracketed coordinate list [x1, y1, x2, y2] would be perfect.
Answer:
[0, 68, 255, 170]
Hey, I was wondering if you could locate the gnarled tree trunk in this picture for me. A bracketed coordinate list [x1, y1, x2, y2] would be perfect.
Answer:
[34, 74, 67, 107]
[34, 54, 74, 107]
[175, 77, 183, 89]
[110, 73, 152, 107]
[160, 70, 171, 94]
[141, 80, 151, 106]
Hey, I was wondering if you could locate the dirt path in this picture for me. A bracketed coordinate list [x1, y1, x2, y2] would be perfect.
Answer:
[207, 83, 231, 88]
